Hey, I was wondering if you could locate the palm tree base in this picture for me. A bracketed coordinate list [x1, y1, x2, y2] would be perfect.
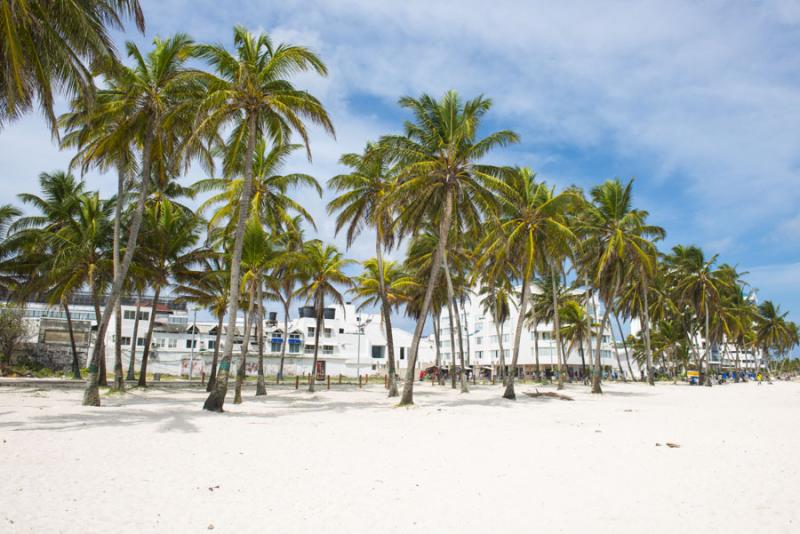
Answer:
[82, 378, 101, 406]
[502, 381, 516, 400]
[203, 390, 225, 412]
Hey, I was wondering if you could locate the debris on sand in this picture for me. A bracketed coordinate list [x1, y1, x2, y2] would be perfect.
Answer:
[656, 442, 682, 448]
[524, 389, 574, 401]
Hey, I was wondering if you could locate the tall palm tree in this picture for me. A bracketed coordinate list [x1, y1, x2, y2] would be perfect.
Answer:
[328, 142, 403, 396]
[477, 168, 576, 399]
[295, 241, 354, 393]
[668, 245, 728, 387]
[382, 91, 518, 406]
[194, 27, 334, 412]
[755, 300, 791, 380]
[559, 300, 596, 379]
[81, 34, 199, 406]
[579, 179, 663, 393]
[0, 0, 144, 133]
[477, 266, 513, 383]
[174, 254, 229, 392]
[134, 199, 200, 387]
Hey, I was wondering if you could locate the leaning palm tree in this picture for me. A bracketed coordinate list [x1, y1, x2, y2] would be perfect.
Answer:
[195, 27, 334, 412]
[81, 34, 199, 406]
[328, 143, 403, 396]
[476, 168, 576, 399]
[133, 199, 200, 387]
[382, 91, 518, 406]
[0, 0, 144, 133]
[295, 241, 354, 393]
[668, 245, 728, 387]
[578, 178, 663, 393]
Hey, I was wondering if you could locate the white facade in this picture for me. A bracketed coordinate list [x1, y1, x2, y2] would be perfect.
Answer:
[432, 285, 625, 378]
[10, 294, 434, 378]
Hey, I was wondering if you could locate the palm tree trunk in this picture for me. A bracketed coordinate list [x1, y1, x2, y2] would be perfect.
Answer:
[400, 188, 452, 406]
[613, 313, 632, 381]
[203, 112, 258, 412]
[593, 277, 620, 394]
[446, 298, 457, 389]
[90, 286, 107, 387]
[126, 294, 141, 381]
[278, 299, 289, 381]
[503, 278, 530, 400]
[704, 302, 712, 387]
[112, 166, 125, 392]
[206, 312, 223, 392]
[551, 263, 566, 390]
[235, 283, 256, 404]
[583, 276, 595, 381]
[461, 296, 474, 382]
[641, 273, 655, 386]
[309, 294, 323, 393]
[533, 325, 540, 379]
[83, 120, 154, 406]
[63, 300, 81, 379]
[138, 286, 161, 387]
[432, 314, 441, 369]
[496, 321, 506, 384]
[375, 235, 398, 397]
[256, 281, 267, 396]
[443, 253, 468, 393]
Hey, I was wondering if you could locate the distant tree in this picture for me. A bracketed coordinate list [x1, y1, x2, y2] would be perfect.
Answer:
[0, 304, 29, 374]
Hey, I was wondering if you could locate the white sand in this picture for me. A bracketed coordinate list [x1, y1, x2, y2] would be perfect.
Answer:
[1, 380, 798, 533]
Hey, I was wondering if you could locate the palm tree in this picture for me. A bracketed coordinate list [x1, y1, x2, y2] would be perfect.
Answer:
[174, 254, 229, 391]
[382, 91, 518, 406]
[0, 0, 144, 133]
[134, 199, 200, 387]
[579, 179, 663, 393]
[755, 300, 792, 380]
[528, 269, 572, 387]
[194, 27, 334, 412]
[477, 267, 513, 383]
[81, 34, 199, 406]
[668, 245, 728, 387]
[9, 171, 86, 378]
[559, 300, 596, 379]
[295, 241, 354, 393]
[477, 168, 576, 399]
[328, 142, 404, 396]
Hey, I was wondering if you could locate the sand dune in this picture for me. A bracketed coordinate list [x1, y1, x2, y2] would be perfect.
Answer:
[1, 381, 798, 533]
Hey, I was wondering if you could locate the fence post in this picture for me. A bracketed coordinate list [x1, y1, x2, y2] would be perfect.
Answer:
[327, 375, 331, 390]
[295, 376, 299, 390]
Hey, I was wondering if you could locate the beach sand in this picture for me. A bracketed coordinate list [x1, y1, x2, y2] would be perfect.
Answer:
[0, 380, 797, 533]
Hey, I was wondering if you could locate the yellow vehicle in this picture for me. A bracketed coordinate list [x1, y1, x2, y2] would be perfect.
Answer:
[687, 370, 700, 385]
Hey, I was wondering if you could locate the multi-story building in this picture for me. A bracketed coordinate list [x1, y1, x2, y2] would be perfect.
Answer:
[7, 293, 434, 378]
[432, 285, 625, 379]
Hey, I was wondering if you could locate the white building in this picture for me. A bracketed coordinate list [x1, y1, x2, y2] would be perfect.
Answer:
[431, 285, 625, 379]
[9, 293, 434, 378]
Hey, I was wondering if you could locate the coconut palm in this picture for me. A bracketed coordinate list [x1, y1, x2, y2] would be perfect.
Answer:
[81, 33, 200, 406]
[0, 0, 144, 132]
[174, 254, 229, 391]
[667, 245, 729, 386]
[579, 178, 663, 393]
[194, 27, 334, 412]
[382, 91, 518, 406]
[476, 168, 576, 399]
[134, 199, 200, 387]
[477, 266, 513, 383]
[755, 300, 792, 380]
[559, 300, 596, 379]
[295, 241, 354, 393]
[328, 142, 404, 396]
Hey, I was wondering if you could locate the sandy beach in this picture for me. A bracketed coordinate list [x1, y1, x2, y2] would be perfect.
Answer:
[1, 380, 798, 533]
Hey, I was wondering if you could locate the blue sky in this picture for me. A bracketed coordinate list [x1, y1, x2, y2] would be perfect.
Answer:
[1, 0, 799, 332]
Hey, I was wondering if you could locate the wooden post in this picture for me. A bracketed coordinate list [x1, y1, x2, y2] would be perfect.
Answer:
[358, 374, 362, 388]
[307, 373, 311, 385]
[327, 375, 331, 390]
[384, 375, 388, 389]
[338, 374, 342, 384]
[295, 376, 299, 390]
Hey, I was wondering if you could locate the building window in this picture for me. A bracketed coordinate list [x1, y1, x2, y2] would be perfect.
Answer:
[540, 332, 553, 341]
[289, 333, 301, 341]
[156, 338, 166, 348]
[476, 350, 483, 359]
[476, 337, 482, 345]
[338, 328, 344, 334]
[271, 341, 282, 353]
[207, 340, 215, 350]
[322, 345, 334, 355]
[168, 338, 177, 348]
[289, 343, 300, 354]
[400, 347, 405, 360]
[440, 340, 450, 348]
[307, 327, 316, 337]
[323, 328, 332, 338]
[123, 310, 135, 320]
[503, 334, 510, 342]
[304, 344, 315, 354]
[137, 337, 146, 347]
[185, 339, 197, 349]
[120, 336, 132, 346]
[371, 345, 385, 359]
[490, 350, 498, 359]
